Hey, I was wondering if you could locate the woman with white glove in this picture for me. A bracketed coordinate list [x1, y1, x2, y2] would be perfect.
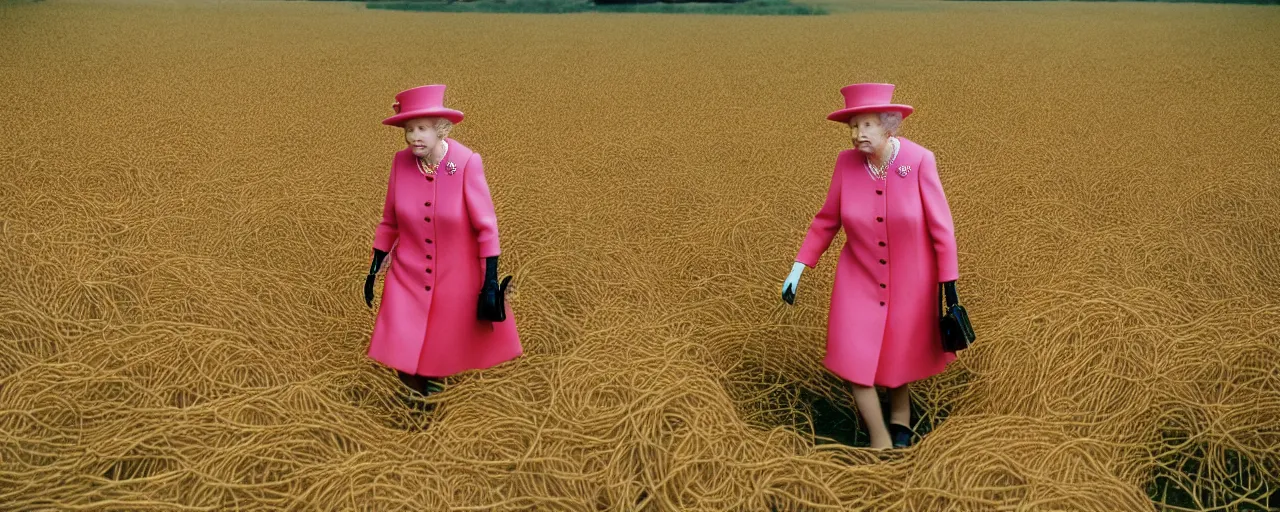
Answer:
[783, 83, 967, 450]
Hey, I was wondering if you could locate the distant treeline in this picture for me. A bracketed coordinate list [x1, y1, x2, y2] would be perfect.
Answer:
[309, 0, 826, 15]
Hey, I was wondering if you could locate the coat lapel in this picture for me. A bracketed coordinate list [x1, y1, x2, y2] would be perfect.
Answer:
[891, 137, 922, 179]
[443, 138, 472, 176]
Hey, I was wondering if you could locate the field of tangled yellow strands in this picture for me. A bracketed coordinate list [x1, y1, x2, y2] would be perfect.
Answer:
[2, 0, 1279, 510]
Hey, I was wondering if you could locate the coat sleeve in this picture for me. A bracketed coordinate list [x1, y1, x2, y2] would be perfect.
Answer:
[795, 153, 844, 268]
[372, 154, 399, 253]
[918, 149, 960, 282]
[463, 152, 501, 258]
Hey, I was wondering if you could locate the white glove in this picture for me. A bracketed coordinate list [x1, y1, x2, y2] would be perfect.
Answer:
[781, 261, 805, 304]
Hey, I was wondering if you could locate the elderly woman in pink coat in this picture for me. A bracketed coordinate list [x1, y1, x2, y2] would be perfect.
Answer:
[362, 84, 521, 397]
[781, 83, 966, 450]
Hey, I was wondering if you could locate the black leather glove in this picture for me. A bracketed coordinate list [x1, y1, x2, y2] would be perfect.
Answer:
[364, 249, 388, 308]
[477, 256, 511, 322]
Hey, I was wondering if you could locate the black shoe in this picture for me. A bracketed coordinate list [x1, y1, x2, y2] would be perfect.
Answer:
[421, 378, 445, 395]
[398, 371, 445, 397]
[889, 423, 913, 448]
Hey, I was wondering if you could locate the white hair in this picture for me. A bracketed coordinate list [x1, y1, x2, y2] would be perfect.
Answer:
[878, 111, 903, 136]
[403, 116, 454, 138]
[847, 111, 904, 136]
[428, 117, 453, 138]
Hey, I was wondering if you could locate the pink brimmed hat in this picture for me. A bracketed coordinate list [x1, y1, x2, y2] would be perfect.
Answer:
[826, 83, 913, 123]
[382, 84, 464, 127]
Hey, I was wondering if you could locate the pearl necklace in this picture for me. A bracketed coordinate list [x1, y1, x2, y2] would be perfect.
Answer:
[417, 140, 449, 176]
[865, 137, 899, 181]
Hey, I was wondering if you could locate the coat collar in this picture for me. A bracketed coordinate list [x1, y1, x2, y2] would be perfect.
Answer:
[841, 136, 924, 170]
[400, 138, 472, 174]
[892, 136, 924, 167]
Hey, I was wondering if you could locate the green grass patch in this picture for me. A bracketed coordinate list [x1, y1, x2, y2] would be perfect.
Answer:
[355, 0, 826, 15]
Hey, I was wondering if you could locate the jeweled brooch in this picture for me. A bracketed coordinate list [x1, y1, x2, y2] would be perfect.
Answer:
[897, 165, 911, 178]
[446, 161, 457, 175]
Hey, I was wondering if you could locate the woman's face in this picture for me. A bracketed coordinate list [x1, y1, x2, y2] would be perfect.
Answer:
[403, 117, 445, 159]
[849, 112, 890, 155]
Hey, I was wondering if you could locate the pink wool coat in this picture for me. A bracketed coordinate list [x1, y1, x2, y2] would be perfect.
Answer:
[795, 137, 959, 388]
[368, 138, 522, 378]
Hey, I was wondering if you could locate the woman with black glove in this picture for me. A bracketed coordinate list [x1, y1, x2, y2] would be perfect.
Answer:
[362, 84, 522, 398]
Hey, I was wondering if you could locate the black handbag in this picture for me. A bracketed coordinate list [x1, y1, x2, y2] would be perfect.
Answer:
[940, 303, 975, 352]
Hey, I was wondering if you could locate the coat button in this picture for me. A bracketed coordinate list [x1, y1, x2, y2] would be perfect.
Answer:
[880, 301, 885, 306]
[878, 241, 886, 247]
[424, 217, 431, 222]
[424, 201, 431, 206]
[876, 190, 883, 195]
[426, 268, 432, 273]
[425, 239, 433, 244]
[426, 255, 432, 260]
[876, 217, 883, 222]
[880, 283, 886, 288]
[426, 176, 434, 182]
[880, 259, 887, 264]
[425, 285, 431, 291]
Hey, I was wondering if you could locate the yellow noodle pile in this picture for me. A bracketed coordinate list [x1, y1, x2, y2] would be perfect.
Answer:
[2, 0, 1278, 509]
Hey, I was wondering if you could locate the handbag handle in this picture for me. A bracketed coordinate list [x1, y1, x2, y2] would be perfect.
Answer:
[942, 284, 952, 316]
